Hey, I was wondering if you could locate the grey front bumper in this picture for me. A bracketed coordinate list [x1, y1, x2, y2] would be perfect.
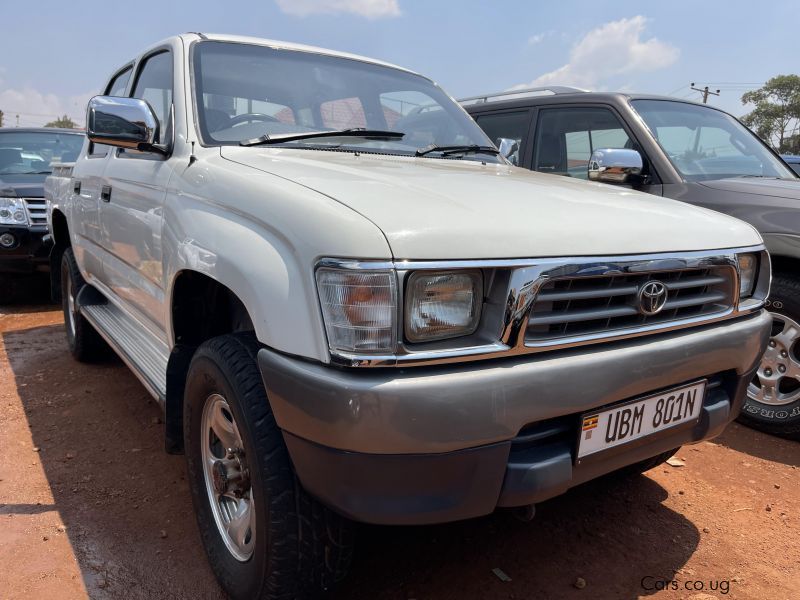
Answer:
[258, 311, 771, 524]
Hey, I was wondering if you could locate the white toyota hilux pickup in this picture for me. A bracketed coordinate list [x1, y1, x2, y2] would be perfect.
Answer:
[46, 33, 772, 599]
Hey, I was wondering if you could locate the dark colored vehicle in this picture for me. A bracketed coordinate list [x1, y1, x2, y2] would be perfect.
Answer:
[0, 128, 84, 279]
[463, 88, 800, 439]
[782, 155, 800, 176]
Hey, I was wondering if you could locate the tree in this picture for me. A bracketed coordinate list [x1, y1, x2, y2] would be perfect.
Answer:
[741, 75, 800, 152]
[44, 114, 78, 129]
[0, 110, 4, 127]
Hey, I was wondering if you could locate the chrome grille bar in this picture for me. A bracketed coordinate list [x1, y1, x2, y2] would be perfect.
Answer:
[526, 267, 735, 344]
[23, 198, 48, 226]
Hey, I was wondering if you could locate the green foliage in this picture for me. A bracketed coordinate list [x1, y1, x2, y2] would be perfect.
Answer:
[741, 75, 800, 152]
[44, 114, 78, 129]
[0, 110, 4, 127]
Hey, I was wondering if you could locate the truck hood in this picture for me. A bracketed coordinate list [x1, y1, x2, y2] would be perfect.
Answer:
[699, 177, 800, 201]
[221, 148, 761, 259]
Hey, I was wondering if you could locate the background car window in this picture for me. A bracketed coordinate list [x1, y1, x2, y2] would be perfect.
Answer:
[474, 111, 529, 166]
[131, 51, 173, 139]
[533, 107, 632, 179]
[106, 67, 132, 97]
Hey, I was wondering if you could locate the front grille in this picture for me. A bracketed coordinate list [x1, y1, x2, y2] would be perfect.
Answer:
[526, 266, 735, 344]
[23, 198, 48, 227]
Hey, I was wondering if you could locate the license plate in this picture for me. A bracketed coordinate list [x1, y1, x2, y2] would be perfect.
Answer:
[577, 380, 706, 459]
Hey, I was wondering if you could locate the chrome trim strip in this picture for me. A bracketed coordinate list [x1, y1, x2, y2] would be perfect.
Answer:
[316, 245, 768, 367]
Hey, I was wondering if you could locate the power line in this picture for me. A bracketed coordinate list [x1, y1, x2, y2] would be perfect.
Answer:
[690, 83, 721, 104]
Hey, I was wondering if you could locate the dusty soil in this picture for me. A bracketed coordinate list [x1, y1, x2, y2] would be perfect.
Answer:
[1, 280, 798, 600]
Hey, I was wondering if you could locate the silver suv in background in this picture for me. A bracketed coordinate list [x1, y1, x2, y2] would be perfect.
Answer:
[464, 88, 800, 439]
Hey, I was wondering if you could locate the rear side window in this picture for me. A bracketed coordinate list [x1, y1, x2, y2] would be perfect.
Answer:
[474, 111, 530, 166]
[90, 66, 134, 158]
[131, 51, 173, 139]
[533, 107, 632, 179]
[106, 67, 132, 97]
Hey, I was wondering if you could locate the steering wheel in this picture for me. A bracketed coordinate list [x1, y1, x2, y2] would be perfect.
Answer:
[228, 113, 279, 127]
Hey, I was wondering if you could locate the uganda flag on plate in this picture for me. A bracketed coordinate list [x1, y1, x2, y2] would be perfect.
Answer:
[582, 414, 599, 440]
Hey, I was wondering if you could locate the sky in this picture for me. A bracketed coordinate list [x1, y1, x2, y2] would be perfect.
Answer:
[0, 0, 796, 128]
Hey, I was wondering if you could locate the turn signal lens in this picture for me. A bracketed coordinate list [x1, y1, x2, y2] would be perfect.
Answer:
[405, 271, 482, 342]
[737, 253, 758, 299]
[316, 268, 397, 353]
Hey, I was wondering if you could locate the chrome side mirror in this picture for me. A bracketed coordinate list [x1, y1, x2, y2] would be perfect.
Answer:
[588, 148, 643, 184]
[497, 137, 520, 166]
[86, 96, 161, 151]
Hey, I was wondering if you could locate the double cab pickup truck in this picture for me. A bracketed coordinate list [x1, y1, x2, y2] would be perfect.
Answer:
[0, 127, 83, 289]
[47, 34, 772, 599]
[464, 88, 800, 439]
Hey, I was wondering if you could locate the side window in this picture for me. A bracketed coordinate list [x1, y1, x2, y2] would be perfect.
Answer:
[89, 66, 134, 158]
[131, 51, 173, 141]
[533, 107, 632, 179]
[474, 111, 530, 166]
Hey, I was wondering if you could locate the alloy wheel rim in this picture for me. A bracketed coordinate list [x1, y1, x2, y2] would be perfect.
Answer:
[200, 393, 255, 561]
[65, 273, 76, 338]
[748, 312, 800, 406]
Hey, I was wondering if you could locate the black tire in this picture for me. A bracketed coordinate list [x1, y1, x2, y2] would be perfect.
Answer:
[184, 333, 354, 600]
[611, 447, 680, 478]
[60, 247, 107, 362]
[737, 274, 800, 440]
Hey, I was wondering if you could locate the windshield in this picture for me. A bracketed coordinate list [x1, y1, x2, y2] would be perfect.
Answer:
[0, 131, 84, 175]
[192, 41, 498, 161]
[631, 100, 795, 181]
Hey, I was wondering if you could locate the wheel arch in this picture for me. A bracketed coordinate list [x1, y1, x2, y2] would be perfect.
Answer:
[48, 208, 71, 301]
[165, 269, 257, 454]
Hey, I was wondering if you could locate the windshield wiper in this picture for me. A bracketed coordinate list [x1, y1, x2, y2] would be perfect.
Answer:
[240, 128, 404, 147]
[415, 144, 500, 157]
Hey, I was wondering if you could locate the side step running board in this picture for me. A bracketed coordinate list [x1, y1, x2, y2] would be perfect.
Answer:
[81, 303, 169, 405]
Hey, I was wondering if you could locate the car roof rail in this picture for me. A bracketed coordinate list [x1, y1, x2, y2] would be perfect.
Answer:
[459, 86, 588, 105]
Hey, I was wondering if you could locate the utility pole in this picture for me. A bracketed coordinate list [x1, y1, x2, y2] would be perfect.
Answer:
[690, 83, 721, 104]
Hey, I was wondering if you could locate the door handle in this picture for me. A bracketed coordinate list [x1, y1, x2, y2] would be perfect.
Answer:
[73, 180, 81, 194]
[101, 185, 112, 202]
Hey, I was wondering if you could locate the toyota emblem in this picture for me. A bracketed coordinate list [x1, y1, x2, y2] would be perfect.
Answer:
[638, 280, 668, 316]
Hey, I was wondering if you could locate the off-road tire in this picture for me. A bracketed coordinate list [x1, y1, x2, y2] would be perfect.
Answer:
[738, 274, 800, 440]
[60, 247, 107, 362]
[184, 333, 354, 600]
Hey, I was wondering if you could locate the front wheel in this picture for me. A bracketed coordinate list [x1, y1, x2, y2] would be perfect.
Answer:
[738, 274, 800, 440]
[184, 334, 354, 600]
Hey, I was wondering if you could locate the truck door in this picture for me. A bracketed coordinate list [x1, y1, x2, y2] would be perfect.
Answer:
[69, 66, 133, 282]
[98, 49, 175, 339]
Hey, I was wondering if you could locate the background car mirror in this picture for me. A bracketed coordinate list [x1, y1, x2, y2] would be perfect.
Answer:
[588, 148, 643, 184]
[496, 137, 520, 166]
[86, 96, 162, 152]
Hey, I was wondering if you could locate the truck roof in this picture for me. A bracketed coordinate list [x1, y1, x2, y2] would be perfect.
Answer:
[460, 88, 712, 111]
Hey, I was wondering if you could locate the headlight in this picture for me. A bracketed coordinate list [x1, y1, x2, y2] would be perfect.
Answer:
[737, 253, 758, 299]
[316, 268, 397, 353]
[405, 271, 482, 342]
[0, 198, 28, 226]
